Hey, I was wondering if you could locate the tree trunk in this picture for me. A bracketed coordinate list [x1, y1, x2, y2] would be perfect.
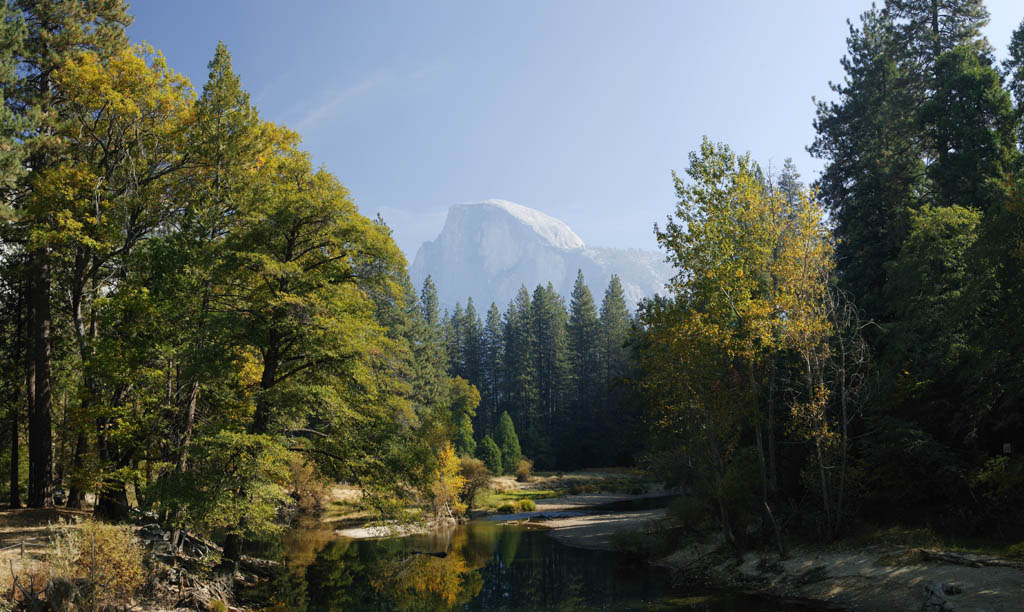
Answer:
[751, 363, 785, 558]
[66, 432, 88, 508]
[9, 286, 27, 509]
[251, 329, 279, 435]
[27, 251, 53, 508]
[9, 402, 20, 508]
[220, 532, 243, 572]
[94, 482, 130, 520]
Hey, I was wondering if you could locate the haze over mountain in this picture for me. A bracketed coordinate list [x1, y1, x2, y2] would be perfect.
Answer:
[410, 199, 672, 312]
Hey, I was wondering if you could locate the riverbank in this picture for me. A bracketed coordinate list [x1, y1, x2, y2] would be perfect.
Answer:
[507, 499, 1024, 612]
[666, 544, 1024, 612]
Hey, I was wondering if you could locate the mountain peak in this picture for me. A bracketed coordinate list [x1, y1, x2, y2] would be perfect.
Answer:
[411, 200, 670, 312]
[458, 199, 585, 250]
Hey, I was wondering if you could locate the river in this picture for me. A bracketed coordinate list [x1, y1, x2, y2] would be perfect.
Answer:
[255, 502, 836, 611]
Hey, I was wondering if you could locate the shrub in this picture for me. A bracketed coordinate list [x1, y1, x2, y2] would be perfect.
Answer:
[1006, 541, 1024, 558]
[497, 502, 519, 513]
[288, 454, 328, 515]
[515, 458, 533, 482]
[459, 456, 492, 508]
[520, 499, 536, 511]
[48, 519, 146, 607]
[668, 497, 713, 531]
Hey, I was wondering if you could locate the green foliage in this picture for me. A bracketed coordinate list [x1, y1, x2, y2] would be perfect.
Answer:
[494, 411, 521, 475]
[153, 431, 292, 539]
[449, 376, 480, 457]
[454, 413, 476, 458]
[520, 499, 536, 511]
[970, 456, 1024, 530]
[477, 435, 502, 475]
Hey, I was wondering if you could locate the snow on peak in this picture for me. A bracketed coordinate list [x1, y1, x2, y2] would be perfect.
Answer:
[471, 199, 585, 250]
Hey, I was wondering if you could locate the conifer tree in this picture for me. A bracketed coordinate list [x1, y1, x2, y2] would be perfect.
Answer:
[7, 0, 134, 509]
[477, 435, 502, 475]
[503, 288, 537, 446]
[443, 303, 465, 379]
[494, 411, 522, 475]
[420, 276, 441, 327]
[566, 271, 602, 467]
[478, 303, 504, 437]
[461, 298, 484, 390]
[530, 283, 569, 465]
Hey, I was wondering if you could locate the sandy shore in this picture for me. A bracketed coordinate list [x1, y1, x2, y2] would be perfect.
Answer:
[536, 508, 667, 550]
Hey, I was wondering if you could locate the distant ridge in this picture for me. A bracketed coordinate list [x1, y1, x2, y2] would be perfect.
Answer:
[410, 200, 671, 312]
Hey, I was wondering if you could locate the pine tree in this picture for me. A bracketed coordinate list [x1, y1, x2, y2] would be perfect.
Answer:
[494, 411, 522, 475]
[598, 275, 632, 466]
[461, 298, 484, 390]
[530, 283, 569, 466]
[0, 3, 28, 209]
[809, 7, 924, 324]
[420, 276, 441, 328]
[1006, 20, 1024, 115]
[919, 45, 1015, 214]
[478, 303, 504, 438]
[566, 271, 602, 467]
[503, 288, 537, 448]
[443, 303, 465, 379]
[477, 435, 502, 475]
[7, 0, 135, 509]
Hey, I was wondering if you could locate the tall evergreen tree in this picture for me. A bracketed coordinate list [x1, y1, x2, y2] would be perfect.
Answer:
[530, 283, 569, 466]
[420, 276, 440, 328]
[6, 0, 135, 509]
[566, 271, 602, 467]
[503, 288, 537, 454]
[479, 303, 504, 437]
[599, 275, 633, 465]
[809, 7, 924, 324]
[443, 303, 465, 379]
[461, 298, 484, 391]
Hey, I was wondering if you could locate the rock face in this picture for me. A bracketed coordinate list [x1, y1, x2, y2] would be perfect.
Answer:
[410, 199, 672, 312]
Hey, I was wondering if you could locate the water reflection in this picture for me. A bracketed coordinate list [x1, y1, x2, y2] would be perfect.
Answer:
[260, 521, 823, 612]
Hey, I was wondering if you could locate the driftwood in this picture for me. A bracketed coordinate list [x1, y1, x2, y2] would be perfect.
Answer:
[919, 549, 1024, 570]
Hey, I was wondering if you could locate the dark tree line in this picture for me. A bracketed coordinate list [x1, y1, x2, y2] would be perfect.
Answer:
[809, 0, 1024, 533]
[634, 0, 1024, 552]
[425, 271, 636, 470]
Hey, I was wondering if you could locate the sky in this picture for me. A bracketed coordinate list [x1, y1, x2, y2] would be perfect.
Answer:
[126, 1, 1024, 260]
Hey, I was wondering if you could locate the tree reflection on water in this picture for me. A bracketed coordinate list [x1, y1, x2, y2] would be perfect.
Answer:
[256, 521, 811, 612]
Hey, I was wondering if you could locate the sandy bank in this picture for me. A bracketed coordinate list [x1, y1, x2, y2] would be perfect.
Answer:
[536, 508, 667, 550]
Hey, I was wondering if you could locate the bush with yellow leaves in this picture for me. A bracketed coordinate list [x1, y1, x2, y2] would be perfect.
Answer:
[48, 519, 146, 609]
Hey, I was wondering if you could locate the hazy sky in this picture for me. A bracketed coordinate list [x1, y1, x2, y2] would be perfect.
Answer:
[127, 1, 1024, 259]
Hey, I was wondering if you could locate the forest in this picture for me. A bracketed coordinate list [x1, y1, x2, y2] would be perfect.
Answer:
[1, 0, 1024, 601]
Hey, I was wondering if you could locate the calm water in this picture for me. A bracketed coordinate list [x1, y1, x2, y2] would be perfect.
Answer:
[259, 517, 831, 612]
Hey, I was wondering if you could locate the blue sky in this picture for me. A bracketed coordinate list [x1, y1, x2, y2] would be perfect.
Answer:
[127, 1, 1024, 260]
